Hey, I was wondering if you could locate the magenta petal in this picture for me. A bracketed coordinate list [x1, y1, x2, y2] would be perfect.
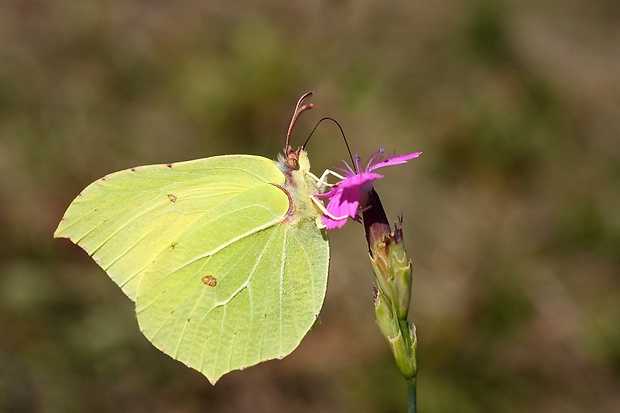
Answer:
[337, 172, 383, 188]
[338, 187, 361, 218]
[323, 215, 347, 229]
[315, 172, 382, 200]
[317, 148, 421, 230]
[315, 187, 338, 199]
[325, 187, 359, 219]
[319, 184, 362, 229]
[369, 152, 422, 171]
[322, 198, 350, 228]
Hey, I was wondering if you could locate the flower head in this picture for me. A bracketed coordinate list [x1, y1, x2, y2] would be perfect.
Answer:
[316, 148, 422, 229]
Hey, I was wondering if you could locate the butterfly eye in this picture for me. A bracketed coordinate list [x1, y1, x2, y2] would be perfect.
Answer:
[286, 156, 300, 170]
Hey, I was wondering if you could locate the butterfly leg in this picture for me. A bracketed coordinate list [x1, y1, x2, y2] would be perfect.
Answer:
[310, 196, 350, 221]
[307, 169, 346, 191]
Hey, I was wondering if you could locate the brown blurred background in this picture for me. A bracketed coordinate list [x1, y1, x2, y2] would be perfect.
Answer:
[1, 1, 619, 412]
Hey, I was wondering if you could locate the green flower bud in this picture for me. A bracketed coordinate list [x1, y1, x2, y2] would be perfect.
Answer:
[389, 329, 416, 379]
[374, 286, 399, 341]
[389, 221, 413, 320]
[370, 246, 395, 304]
[362, 187, 418, 382]
[366, 202, 413, 321]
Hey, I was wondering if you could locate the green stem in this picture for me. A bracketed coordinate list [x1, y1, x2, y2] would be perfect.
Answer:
[407, 377, 417, 413]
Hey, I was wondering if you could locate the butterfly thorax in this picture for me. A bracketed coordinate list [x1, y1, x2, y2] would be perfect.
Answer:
[276, 149, 322, 226]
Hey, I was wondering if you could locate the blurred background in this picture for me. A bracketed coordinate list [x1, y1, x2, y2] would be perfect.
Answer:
[1, 0, 619, 412]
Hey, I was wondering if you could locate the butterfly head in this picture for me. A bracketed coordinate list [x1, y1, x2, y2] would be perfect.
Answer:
[277, 146, 311, 175]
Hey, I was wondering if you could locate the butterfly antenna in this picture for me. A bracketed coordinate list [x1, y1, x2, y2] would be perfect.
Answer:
[304, 116, 356, 171]
[285, 91, 314, 153]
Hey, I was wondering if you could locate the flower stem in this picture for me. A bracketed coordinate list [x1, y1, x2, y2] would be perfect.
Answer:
[407, 377, 417, 413]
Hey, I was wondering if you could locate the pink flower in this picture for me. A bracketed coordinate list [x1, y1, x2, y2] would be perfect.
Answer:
[316, 148, 422, 229]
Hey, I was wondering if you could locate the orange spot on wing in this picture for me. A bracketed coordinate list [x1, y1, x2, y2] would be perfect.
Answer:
[201, 275, 217, 287]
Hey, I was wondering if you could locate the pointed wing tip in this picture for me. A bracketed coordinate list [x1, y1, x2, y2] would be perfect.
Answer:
[193, 367, 220, 385]
[53, 221, 72, 240]
[53, 227, 66, 239]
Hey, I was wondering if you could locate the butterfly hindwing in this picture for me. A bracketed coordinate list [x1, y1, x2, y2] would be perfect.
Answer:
[54, 153, 329, 383]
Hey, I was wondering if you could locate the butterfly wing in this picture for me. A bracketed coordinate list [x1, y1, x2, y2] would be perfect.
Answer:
[54, 154, 329, 383]
[136, 217, 328, 384]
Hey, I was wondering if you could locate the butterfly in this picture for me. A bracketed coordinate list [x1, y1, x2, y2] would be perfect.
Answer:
[54, 92, 329, 384]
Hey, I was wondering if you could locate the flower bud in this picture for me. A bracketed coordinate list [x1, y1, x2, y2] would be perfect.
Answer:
[389, 327, 416, 379]
[388, 221, 413, 320]
[374, 287, 399, 341]
[361, 188, 391, 253]
[362, 187, 418, 381]
[363, 189, 413, 320]
[370, 246, 395, 306]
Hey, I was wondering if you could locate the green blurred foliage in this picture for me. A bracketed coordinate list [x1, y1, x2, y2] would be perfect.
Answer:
[1, 0, 619, 412]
